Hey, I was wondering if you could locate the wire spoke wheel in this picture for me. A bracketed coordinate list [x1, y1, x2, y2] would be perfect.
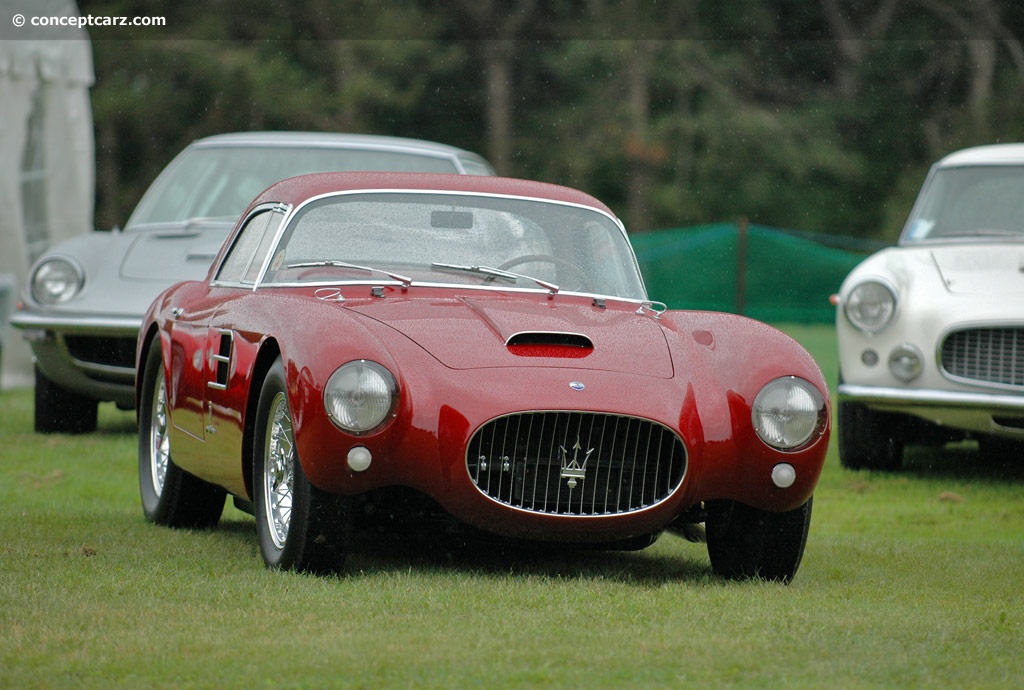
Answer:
[262, 392, 296, 550]
[147, 373, 170, 498]
[254, 357, 350, 573]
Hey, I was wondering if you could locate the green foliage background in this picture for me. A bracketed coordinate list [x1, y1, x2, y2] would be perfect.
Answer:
[81, 1, 1024, 242]
[633, 223, 865, 322]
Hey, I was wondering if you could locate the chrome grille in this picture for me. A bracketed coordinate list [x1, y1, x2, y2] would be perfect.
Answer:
[940, 327, 1024, 388]
[466, 411, 686, 516]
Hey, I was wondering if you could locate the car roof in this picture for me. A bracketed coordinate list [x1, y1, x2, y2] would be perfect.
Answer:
[935, 143, 1024, 167]
[188, 131, 485, 158]
[249, 171, 617, 215]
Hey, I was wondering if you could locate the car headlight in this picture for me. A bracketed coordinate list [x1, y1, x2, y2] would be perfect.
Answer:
[844, 279, 897, 333]
[324, 360, 398, 434]
[751, 376, 826, 451]
[31, 257, 84, 304]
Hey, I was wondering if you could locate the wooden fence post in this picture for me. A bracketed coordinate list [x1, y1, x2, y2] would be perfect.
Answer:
[735, 217, 748, 315]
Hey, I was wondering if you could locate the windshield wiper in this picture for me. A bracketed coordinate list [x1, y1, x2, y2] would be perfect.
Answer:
[431, 262, 559, 294]
[287, 260, 412, 287]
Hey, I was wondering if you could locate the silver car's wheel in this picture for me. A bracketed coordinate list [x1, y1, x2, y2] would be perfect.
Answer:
[34, 366, 98, 434]
[837, 400, 905, 471]
[253, 357, 350, 573]
[138, 339, 225, 528]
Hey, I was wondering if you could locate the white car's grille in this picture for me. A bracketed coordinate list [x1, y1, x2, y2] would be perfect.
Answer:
[940, 327, 1024, 388]
[466, 411, 686, 516]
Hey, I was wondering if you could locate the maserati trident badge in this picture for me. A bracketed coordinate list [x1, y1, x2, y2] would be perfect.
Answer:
[559, 438, 593, 489]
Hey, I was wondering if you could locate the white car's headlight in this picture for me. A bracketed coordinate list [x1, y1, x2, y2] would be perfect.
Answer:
[31, 257, 84, 304]
[324, 360, 398, 434]
[844, 280, 897, 333]
[752, 376, 826, 451]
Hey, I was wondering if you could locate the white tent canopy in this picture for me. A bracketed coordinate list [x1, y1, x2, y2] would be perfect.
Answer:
[0, 0, 95, 387]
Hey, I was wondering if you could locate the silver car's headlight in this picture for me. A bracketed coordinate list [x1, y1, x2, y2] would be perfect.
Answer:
[31, 257, 84, 304]
[752, 376, 826, 451]
[324, 360, 398, 434]
[844, 280, 897, 333]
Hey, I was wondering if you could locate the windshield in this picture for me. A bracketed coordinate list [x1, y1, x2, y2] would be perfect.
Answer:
[263, 191, 647, 300]
[126, 145, 463, 227]
[902, 166, 1024, 243]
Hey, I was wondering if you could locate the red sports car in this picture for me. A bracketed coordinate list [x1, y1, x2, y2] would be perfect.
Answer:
[137, 172, 830, 582]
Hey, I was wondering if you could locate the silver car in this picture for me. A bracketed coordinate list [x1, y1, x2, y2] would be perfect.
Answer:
[11, 132, 493, 433]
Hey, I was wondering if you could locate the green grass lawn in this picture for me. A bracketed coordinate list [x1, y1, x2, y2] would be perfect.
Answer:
[2, 324, 1022, 689]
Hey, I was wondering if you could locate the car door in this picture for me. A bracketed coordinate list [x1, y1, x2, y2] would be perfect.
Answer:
[167, 205, 286, 491]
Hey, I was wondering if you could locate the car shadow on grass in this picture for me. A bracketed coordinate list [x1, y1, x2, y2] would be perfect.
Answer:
[900, 441, 1024, 483]
[345, 529, 714, 584]
[210, 508, 714, 583]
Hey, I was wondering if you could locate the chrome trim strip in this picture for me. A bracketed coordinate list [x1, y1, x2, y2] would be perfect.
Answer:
[10, 312, 141, 335]
[838, 383, 1024, 411]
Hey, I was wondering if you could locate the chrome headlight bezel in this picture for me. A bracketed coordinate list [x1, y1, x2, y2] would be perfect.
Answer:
[844, 279, 898, 334]
[751, 376, 827, 452]
[323, 360, 398, 435]
[30, 257, 85, 305]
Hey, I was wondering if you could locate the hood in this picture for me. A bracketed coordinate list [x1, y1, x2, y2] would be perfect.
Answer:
[346, 294, 674, 378]
[120, 223, 233, 281]
[930, 244, 1024, 295]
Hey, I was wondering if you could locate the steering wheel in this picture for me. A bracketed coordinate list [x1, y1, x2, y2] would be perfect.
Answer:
[495, 254, 590, 291]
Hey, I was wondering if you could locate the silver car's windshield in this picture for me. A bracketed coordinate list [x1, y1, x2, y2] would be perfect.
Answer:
[127, 146, 462, 227]
[263, 191, 647, 300]
[902, 166, 1024, 243]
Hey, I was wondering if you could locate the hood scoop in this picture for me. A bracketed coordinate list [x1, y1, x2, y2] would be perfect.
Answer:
[506, 331, 594, 358]
[506, 331, 593, 348]
[346, 295, 673, 377]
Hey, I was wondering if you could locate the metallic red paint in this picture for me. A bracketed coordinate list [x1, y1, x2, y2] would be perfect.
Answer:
[137, 172, 830, 551]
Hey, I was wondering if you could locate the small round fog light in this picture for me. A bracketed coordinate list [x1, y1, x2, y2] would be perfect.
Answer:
[888, 343, 923, 382]
[771, 463, 797, 489]
[861, 349, 879, 366]
[347, 446, 372, 472]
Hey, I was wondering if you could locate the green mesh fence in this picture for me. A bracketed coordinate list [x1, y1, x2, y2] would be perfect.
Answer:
[630, 223, 875, 324]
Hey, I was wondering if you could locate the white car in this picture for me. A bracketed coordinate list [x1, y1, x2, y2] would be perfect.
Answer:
[836, 143, 1024, 469]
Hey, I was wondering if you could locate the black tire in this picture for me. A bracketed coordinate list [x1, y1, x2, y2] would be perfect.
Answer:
[138, 341, 225, 528]
[977, 435, 1024, 464]
[706, 497, 813, 583]
[253, 358, 350, 573]
[34, 365, 98, 434]
[837, 400, 905, 471]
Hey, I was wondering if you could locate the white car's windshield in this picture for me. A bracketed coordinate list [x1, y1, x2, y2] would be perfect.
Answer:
[263, 192, 647, 300]
[902, 166, 1024, 243]
[127, 146, 462, 227]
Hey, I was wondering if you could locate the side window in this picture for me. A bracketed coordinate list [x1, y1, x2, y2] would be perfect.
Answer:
[216, 210, 284, 284]
[243, 211, 285, 283]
